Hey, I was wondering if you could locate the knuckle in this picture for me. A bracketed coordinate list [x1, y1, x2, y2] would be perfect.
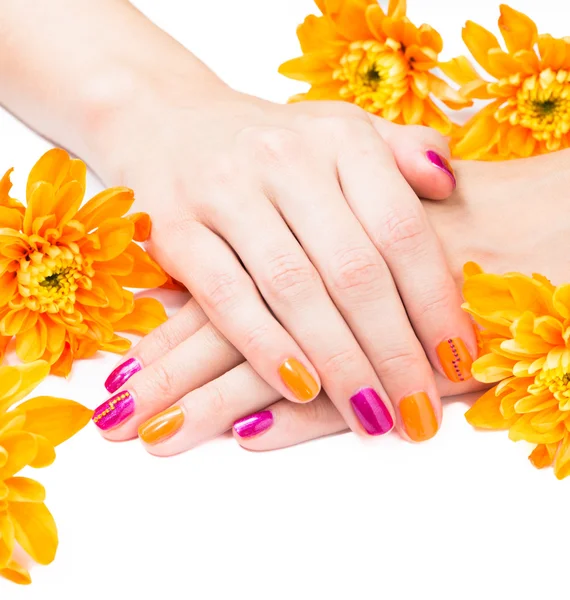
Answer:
[416, 285, 455, 319]
[142, 360, 177, 400]
[203, 155, 241, 188]
[374, 346, 418, 378]
[377, 209, 427, 256]
[202, 272, 241, 313]
[265, 252, 320, 299]
[322, 347, 361, 377]
[240, 323, 272, 355]
[329, 246, 385, 297]
[251, 128, 302, 165]
[203, 383, 230, 424]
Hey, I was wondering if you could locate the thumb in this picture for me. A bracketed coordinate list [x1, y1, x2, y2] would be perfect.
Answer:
[369, 116, 456, 200]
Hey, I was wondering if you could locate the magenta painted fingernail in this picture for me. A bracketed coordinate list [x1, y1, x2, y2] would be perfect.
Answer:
[92, 391, 135, 431]
[350, 388, 393, 436]
[105, 358, 141, 393]
[426, 150, 456, 188]
[234, 411, 274, 438]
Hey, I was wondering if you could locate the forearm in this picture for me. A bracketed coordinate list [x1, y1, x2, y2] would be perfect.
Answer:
[0, 0, 226, 161]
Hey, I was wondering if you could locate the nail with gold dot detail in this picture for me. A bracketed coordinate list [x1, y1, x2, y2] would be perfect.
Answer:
[92, 391, 134, 431]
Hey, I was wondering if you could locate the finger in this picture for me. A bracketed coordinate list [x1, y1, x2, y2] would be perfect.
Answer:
[370, 117, 456, 200]
[233, 395, 347, 451]
[104, 298, 209, 393]
[336, 121, 478, 387]
[258, 132, 436, 441]
[137, 362, 281, 455]
[92, 321, 244, 438]
[157, 222, 321, 404]
[215, 185, 396, 437]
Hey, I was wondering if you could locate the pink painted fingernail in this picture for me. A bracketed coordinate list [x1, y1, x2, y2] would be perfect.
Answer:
[426, 150, 456, 188]
[350, 387, 393, 436]
[105, 358, 141, 393]
[92, 391, 135, 431]
[234, 411, 273, 438]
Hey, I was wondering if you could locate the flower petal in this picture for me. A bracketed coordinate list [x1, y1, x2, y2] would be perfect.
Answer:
[297, 14, 342, 52]
[0, 558, 31, 585]
[114, 242, 168, 289]
[5, 477, 46, 503]
[127, 212, 152, 242]
[278, 52, 339, 84]
[325, 0, 374, 40]
[529, 443, 556, 469]
[112, 297, 168, 335]
[465, 385, 513, 429]
[9, 500, 57, 565]
[0, 515, 15, 569]
[86, 218, 135, 262]
[26, 148, 70, 197]
[387, 0, 406, 19]
[0, 432, 38, 479]
[0, 361, 49, 413]
[15, 316, 47, 363]
[554, 432, 570, 479]
[74, 187, 134, 232]
[509, 414, 566, 444]
[462, 20, 502, 78]
[472, 352, 514, 382]
[15, 396, 92, 447]
[428, 73, 472, 109]
[498, 5, 538, 54]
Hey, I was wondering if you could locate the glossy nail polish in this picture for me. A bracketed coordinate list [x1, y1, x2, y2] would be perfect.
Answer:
[399, 392, 438, 442]
[92, 391, 135, 431]
[350, 388, 393, 435]
[278, 358, 319, 402]
[426, 150, 456, 188]
[105, 358, 141, 393]
[436, 337, 473, 382]
[234, 411, 274, 438]
[139, 406, 185, 445]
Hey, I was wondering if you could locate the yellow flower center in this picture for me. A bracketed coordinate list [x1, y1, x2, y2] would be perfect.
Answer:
[531, 363, 570, 410]
[334, 40, 409, 112]
[497, 69, 570, 148]
[17, 244, 92, 314]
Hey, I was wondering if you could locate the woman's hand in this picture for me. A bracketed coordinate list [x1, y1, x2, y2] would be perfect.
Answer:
[0, 0, 475, 440]
[91, 85, 476, 445]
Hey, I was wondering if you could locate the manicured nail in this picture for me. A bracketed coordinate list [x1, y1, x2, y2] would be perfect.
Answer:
[105, 358, 141, 393]
[234, 411, 274, 438]
[400, 392, 438, 442]
[278, 358, 319, 402]
[426, 150, 456, 188]
[92, 391, 134, 431]
[139, 406, 185, 445]
[436, 337, 473, 382]
[350, 387, 393, 436]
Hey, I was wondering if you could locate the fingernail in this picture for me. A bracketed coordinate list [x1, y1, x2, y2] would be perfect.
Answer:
[426, 150, 456, 188]
[278, 358, 319, 402]
[436, 337, 473, 382]
[234, 410, 274, 438]
[92, 391, 135, 431]
[139, 406, 185, 445]
[350, 387, 393, 436]
[105, 358, 141, 393]
[400, 392, 438, 442]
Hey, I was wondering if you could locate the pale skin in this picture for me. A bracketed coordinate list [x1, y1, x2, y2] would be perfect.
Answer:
[116, 150, 570, 453]
[0, 0, 479, 441]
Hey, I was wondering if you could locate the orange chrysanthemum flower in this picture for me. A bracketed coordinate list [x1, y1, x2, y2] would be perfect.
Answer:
[279, 0, 471, 134]
[0, 149, 168, 376]
[463, 262, 570, 480]
[0, 361, 91, 584]
[443, 4, 570, 159]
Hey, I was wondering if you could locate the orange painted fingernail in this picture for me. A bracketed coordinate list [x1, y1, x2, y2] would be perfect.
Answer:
[400, 392, 438, 442]
[138, 406, 185, 445]
[278, 358, 319, 402]
[436, 337, 473, 383]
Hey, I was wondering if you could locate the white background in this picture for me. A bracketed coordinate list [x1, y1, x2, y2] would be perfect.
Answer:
[1, 0, 569, 598]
